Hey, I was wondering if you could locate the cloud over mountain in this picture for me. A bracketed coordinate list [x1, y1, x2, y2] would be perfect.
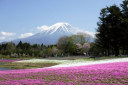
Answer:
[37, 25, 50, 31]
[0, 31, 16, 41]
[1, 32, 16, 36]
[19, 33, 34, 38]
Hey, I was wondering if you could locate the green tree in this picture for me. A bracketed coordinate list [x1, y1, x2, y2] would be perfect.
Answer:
[22, 43, 31, 50]
[6, 42, 16, 55]
[16, 41, 23, 49]
[66, 37, 77, 55]
[6, 42, 16, 51]
[57, 36, 69, 54]
[120, 0, 128, 54]
[107, 5, 122, 56]
[57, 36, 77, 56]
[96, 8, 110, 56]
[96, 5, 122, 56]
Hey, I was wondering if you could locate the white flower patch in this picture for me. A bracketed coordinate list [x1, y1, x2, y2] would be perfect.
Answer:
[48, 58, 128, 68]
[16, 58, 128, 68]
[16, 59, 70, 64]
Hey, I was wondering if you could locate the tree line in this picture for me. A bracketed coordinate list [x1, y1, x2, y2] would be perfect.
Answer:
[0, 33, 92, 58]
[95, 0, 128, 56]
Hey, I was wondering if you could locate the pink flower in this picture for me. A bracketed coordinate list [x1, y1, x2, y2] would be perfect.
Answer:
[0, 62, 128, 84]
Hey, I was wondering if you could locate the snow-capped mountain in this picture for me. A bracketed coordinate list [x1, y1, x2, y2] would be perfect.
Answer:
[13, 23, 74, 45]
[13, 23, 95, 45]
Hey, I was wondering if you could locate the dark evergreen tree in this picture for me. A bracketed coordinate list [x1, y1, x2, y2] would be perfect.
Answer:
[96, 8, 111, 56]
[107, 5, 122, 56]
[96, 5, 122, 56]
[120, 0, 128, 55]
[16, 41, 23, 49]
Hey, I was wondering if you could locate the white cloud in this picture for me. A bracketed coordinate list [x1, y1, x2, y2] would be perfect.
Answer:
[37, 25, 50, 31]
[0, 36, 5, 40]
[0, 31, 16, 41]
[1, 32, 16, 36]
[72, 27, 96, 38]
[83, 31, 96, 38]
[19, 33, 34, 38]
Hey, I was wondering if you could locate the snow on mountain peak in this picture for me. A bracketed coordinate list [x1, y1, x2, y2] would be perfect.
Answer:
[52, 22, 70, 27]
[44, 22, 73, 34]
[50, 23, 71, 29]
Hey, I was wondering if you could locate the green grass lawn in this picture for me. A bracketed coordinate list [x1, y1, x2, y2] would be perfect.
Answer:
[0, 54, 128, 60]
[94, 56, 128, 60]
[45, 56, 128, 61]
[0, 62, 58, 69]
[46, 56, 94, 60]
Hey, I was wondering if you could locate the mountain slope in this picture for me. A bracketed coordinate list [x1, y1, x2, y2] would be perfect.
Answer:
[13, 23, 95, 45]
[13, 23, 74, 45]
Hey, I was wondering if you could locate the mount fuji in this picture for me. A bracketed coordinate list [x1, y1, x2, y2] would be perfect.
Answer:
[13, 23, 94, 45]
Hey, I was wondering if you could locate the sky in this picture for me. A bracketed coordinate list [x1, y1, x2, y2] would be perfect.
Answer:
[0, 0, 124, 42]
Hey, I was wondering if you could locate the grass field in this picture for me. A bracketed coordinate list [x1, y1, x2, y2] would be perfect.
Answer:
[0, 62, 58, 69]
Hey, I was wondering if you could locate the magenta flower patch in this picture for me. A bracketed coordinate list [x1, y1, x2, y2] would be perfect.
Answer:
[0, 60, 20, 62]
[0, 62, 128, 84]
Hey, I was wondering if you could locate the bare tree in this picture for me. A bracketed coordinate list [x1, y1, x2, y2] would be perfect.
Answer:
[77, 32, 92, 42]
[71, 34, 86, 45]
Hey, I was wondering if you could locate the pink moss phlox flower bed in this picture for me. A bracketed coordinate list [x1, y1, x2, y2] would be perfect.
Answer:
[0, 62, 128, 85]
[0, 60, 20, 62]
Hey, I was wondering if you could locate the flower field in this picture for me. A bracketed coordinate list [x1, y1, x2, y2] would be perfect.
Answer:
[0, 62, 128, 85]
[0, 60, 20, 62]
